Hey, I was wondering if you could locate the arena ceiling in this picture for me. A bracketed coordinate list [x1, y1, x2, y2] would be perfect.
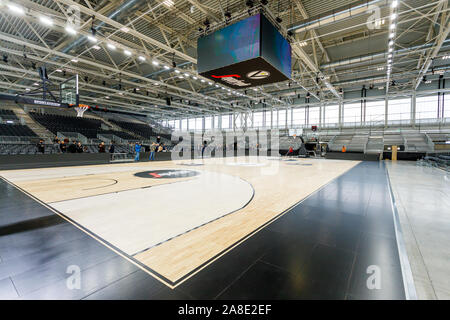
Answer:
[0, 0, 449, 119]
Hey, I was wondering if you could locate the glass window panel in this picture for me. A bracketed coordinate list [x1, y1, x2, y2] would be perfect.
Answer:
[324, 105, 339, 125]
[445, 94, 450, 118]
[366, 100, 385, 123]
[292, 108, 305, 126]
[221, 114, 230, 129]
[188, 118, 195, 130]
[388, 98, 410, 121]
[205, 116, 212, 130]
[309, 106, 320, 125]
[253, 112, 263, 127]
[278, 109, 287, 128]
[416, 95, 438, 120]
[343, 103, 361, 124]
[195, 118, 203, 131]
[265, 109, 272, 127]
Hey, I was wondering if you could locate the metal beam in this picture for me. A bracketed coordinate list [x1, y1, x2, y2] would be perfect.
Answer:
[414, 17, 450, 89]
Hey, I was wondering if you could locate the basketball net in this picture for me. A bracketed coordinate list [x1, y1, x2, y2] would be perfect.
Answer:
[75, 106, 89, 118]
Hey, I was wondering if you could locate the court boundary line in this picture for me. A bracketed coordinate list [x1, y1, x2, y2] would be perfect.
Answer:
[132, 174, 255, 256]
[0, 175, 176, 289]
[0, 168, 256, 288]
[0, 159, 361, 289]
[166, 160, 361, 287]
[385, 163, 418, 300]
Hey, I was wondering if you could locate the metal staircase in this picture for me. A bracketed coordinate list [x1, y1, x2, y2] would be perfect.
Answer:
[365, 131, 384, 154]
[12, 106, 54, 141]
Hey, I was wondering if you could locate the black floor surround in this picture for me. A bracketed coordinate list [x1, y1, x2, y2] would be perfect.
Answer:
[0, 161, 406, 299]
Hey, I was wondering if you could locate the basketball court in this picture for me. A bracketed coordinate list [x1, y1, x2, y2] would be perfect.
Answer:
[1, 157, 359, 288]
[0, 0, 449, 304]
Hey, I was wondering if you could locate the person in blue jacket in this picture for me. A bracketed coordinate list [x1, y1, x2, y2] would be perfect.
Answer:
[134, 142, 142, 162]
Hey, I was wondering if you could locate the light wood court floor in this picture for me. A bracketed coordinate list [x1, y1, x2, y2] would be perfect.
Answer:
[0, 157, 359, 287]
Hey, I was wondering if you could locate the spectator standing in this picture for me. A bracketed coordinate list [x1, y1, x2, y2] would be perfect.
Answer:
[36, 139, 45, 154]
[98, 142, 106, 153]
[76, 142, 83, 153]
[149, 142, 157, 161]
[109, 141, 115, 154]
[134, 142, 142, 161]
[59, 140, 67, 153]
[67, 141, 77, 153]
[201, 140, 207, 158]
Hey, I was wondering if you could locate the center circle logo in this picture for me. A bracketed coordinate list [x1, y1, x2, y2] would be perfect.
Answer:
[134, 170, 199, 179]
[246, 70, 270, 80]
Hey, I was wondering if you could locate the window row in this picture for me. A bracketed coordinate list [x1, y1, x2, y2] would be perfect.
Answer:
[165, 95, 450, 130]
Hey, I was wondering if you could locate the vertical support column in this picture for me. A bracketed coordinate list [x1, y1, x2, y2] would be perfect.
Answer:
[319, 103, 322, 128]
[285, 108, 288, 129]
[218, 114, 222, 129]
[291, 107, 293, 128]
[270, 108, 273, 129]
[338, 101, 343, 129]
[323, 103, 326, 128]
[384, 95, 389, 128]
[263, 109, 266, 128]
[411, 92, 416, 128]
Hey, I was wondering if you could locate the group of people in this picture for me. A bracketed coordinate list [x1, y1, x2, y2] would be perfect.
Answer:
[134, 136, 166, 162]
[53, 137, 88, 153]
[48, 137, 115, 154]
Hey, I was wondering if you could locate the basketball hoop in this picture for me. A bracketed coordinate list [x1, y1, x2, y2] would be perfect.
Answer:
[75, 106, 89, 117]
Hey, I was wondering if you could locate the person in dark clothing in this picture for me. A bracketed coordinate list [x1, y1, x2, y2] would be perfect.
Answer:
[76, 142, 83, 153]
[109, 141, 115, 153]
[98, 142, 106, 153]
[201, 140, 207, 158]
[36, 139, 45, 153]
[67, 141, 77, 153]
[156, 136, 161, 144]
[59, 140, 67, 153]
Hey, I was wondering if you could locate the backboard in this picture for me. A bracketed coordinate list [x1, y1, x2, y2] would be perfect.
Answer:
[60, 74, 79, 106]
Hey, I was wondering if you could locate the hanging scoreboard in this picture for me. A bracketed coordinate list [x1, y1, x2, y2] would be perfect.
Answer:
[197, 13, 292, 89]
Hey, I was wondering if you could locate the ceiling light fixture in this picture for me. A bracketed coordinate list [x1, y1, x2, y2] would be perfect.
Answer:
[39, 16, 53, 26]
[7, 4, 25, 15]
[65, 26, 77, 35]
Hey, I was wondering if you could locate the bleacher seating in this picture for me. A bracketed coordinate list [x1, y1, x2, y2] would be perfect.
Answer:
[0, 123, 37, 137]
[29, 112, 143, 141]
[29, 112, 104, 139]
[110, 119, 171, 140]
[0, 110, 173, 156]
[0, 109, 19, 121]
[100, 130, 138, 141]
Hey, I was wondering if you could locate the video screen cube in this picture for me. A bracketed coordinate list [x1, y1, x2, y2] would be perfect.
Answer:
[197, 13, 292, 89]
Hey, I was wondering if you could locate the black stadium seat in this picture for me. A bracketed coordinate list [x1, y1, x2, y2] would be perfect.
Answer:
[0, 123, 37, 137]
